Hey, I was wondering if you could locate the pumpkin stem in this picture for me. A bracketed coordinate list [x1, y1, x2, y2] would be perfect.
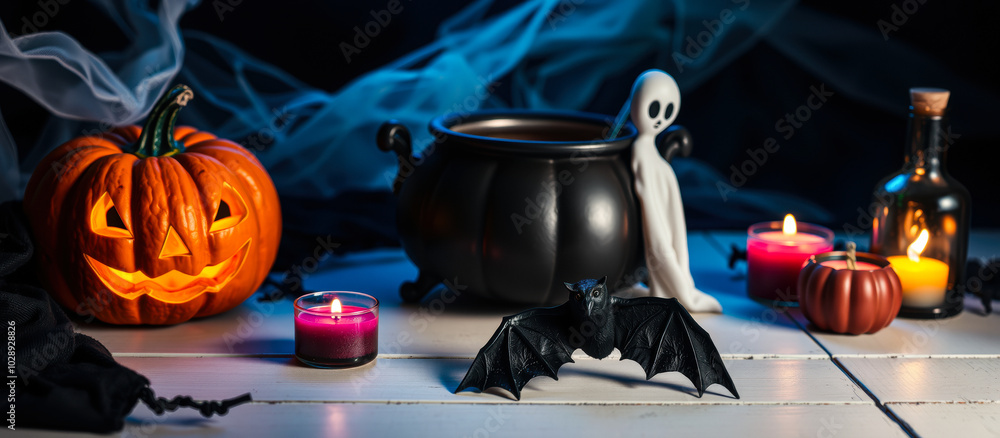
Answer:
[133, 85, 194, 158]
[846, 242, 857, 270]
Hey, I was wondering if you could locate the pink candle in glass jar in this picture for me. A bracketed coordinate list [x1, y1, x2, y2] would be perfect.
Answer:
[747, 215, 834, 305]
[294, 291, 379, 368]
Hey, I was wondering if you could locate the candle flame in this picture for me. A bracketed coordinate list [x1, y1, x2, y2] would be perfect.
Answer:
[331, 298, 342, 315]
[782, 214, 797, 235]
[907, 229, 929, 263]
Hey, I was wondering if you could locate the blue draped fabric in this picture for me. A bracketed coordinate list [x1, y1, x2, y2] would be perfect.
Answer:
[1, 0, 839, 235]
[0, 0, 796, 193]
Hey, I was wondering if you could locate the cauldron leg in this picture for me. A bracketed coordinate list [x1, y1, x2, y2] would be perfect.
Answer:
[400, 271, 441, 303]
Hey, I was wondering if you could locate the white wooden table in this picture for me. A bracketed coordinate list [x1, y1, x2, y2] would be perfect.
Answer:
[21, 231, 1000, 437]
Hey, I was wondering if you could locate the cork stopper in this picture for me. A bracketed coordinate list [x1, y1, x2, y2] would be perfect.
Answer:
[910, 88, 950, 116]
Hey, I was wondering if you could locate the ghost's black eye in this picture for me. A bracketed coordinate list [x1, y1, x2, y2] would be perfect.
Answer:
[663, 102, 674, 120]
[592, 289, 601, 298]
[648, 100, 660, 119]
[574, 293, 583, 302]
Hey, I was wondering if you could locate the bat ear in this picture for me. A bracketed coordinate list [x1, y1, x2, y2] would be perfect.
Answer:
[563, 282, 575, 291]
[597, 276, 608, 287]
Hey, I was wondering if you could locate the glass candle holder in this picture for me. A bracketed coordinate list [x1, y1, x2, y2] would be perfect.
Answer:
[747, 219, 834, 306]
[870, 88, 970, 319]
[294, 291, 379, 368]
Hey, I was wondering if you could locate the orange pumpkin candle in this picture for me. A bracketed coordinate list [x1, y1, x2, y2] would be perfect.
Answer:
[798, 243, 903, 335]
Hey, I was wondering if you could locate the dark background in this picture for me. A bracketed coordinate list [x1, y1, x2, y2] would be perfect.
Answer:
[2, 0, 998, 234]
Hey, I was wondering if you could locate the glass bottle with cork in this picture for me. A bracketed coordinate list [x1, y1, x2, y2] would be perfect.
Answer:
[870, 88, 970, 319]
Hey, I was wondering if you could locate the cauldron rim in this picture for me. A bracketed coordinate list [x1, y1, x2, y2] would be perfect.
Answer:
[430, 110, 637, 157]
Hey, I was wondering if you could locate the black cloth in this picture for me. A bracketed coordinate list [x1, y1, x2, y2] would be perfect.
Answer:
[0, 201, 249, 433]
[969, 257, 1000, 315]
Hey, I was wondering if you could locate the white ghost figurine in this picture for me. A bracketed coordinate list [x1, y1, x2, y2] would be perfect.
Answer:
[628, 70, 722, 313]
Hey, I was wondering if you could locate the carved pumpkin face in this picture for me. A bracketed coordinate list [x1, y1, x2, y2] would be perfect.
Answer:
[24, 85, 281, 325]
[83, 182, 251, 304]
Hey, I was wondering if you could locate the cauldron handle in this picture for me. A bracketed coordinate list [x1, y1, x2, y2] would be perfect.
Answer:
[377, 120, 413, 194]
[657, 125, 692, 163]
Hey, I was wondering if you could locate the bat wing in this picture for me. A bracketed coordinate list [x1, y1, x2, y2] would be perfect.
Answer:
[455, 305, 575, 400]
[612, 297, 739, 398]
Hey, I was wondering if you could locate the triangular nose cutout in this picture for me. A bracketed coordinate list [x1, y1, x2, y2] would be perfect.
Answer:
[159, 226, 191, 258]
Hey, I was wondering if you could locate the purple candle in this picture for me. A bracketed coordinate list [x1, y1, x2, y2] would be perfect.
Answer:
[294, 291, 379, 368]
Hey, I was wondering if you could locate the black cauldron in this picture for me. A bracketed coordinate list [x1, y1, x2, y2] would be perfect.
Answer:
[378, 110, 691, 304]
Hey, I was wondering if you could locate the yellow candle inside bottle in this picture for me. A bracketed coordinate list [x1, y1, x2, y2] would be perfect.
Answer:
[886, 229, 949, 307]
[886, 255, 948, 307]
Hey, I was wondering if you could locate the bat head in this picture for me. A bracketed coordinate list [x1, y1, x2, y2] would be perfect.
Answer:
[629, 69, 680, 137]
[563, 276, 611, 319]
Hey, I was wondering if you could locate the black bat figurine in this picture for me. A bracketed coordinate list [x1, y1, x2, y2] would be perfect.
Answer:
[455, 277, 739, 400]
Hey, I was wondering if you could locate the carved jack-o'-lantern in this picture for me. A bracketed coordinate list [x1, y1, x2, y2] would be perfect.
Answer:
[23, 85, 281, 325]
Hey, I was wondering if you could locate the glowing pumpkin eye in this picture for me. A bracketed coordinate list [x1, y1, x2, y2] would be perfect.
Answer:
[210, 183, 247, 233]
[107, 206, 127, 230]
[91, 192, 133, 238]
[215, 201, 231, 221]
